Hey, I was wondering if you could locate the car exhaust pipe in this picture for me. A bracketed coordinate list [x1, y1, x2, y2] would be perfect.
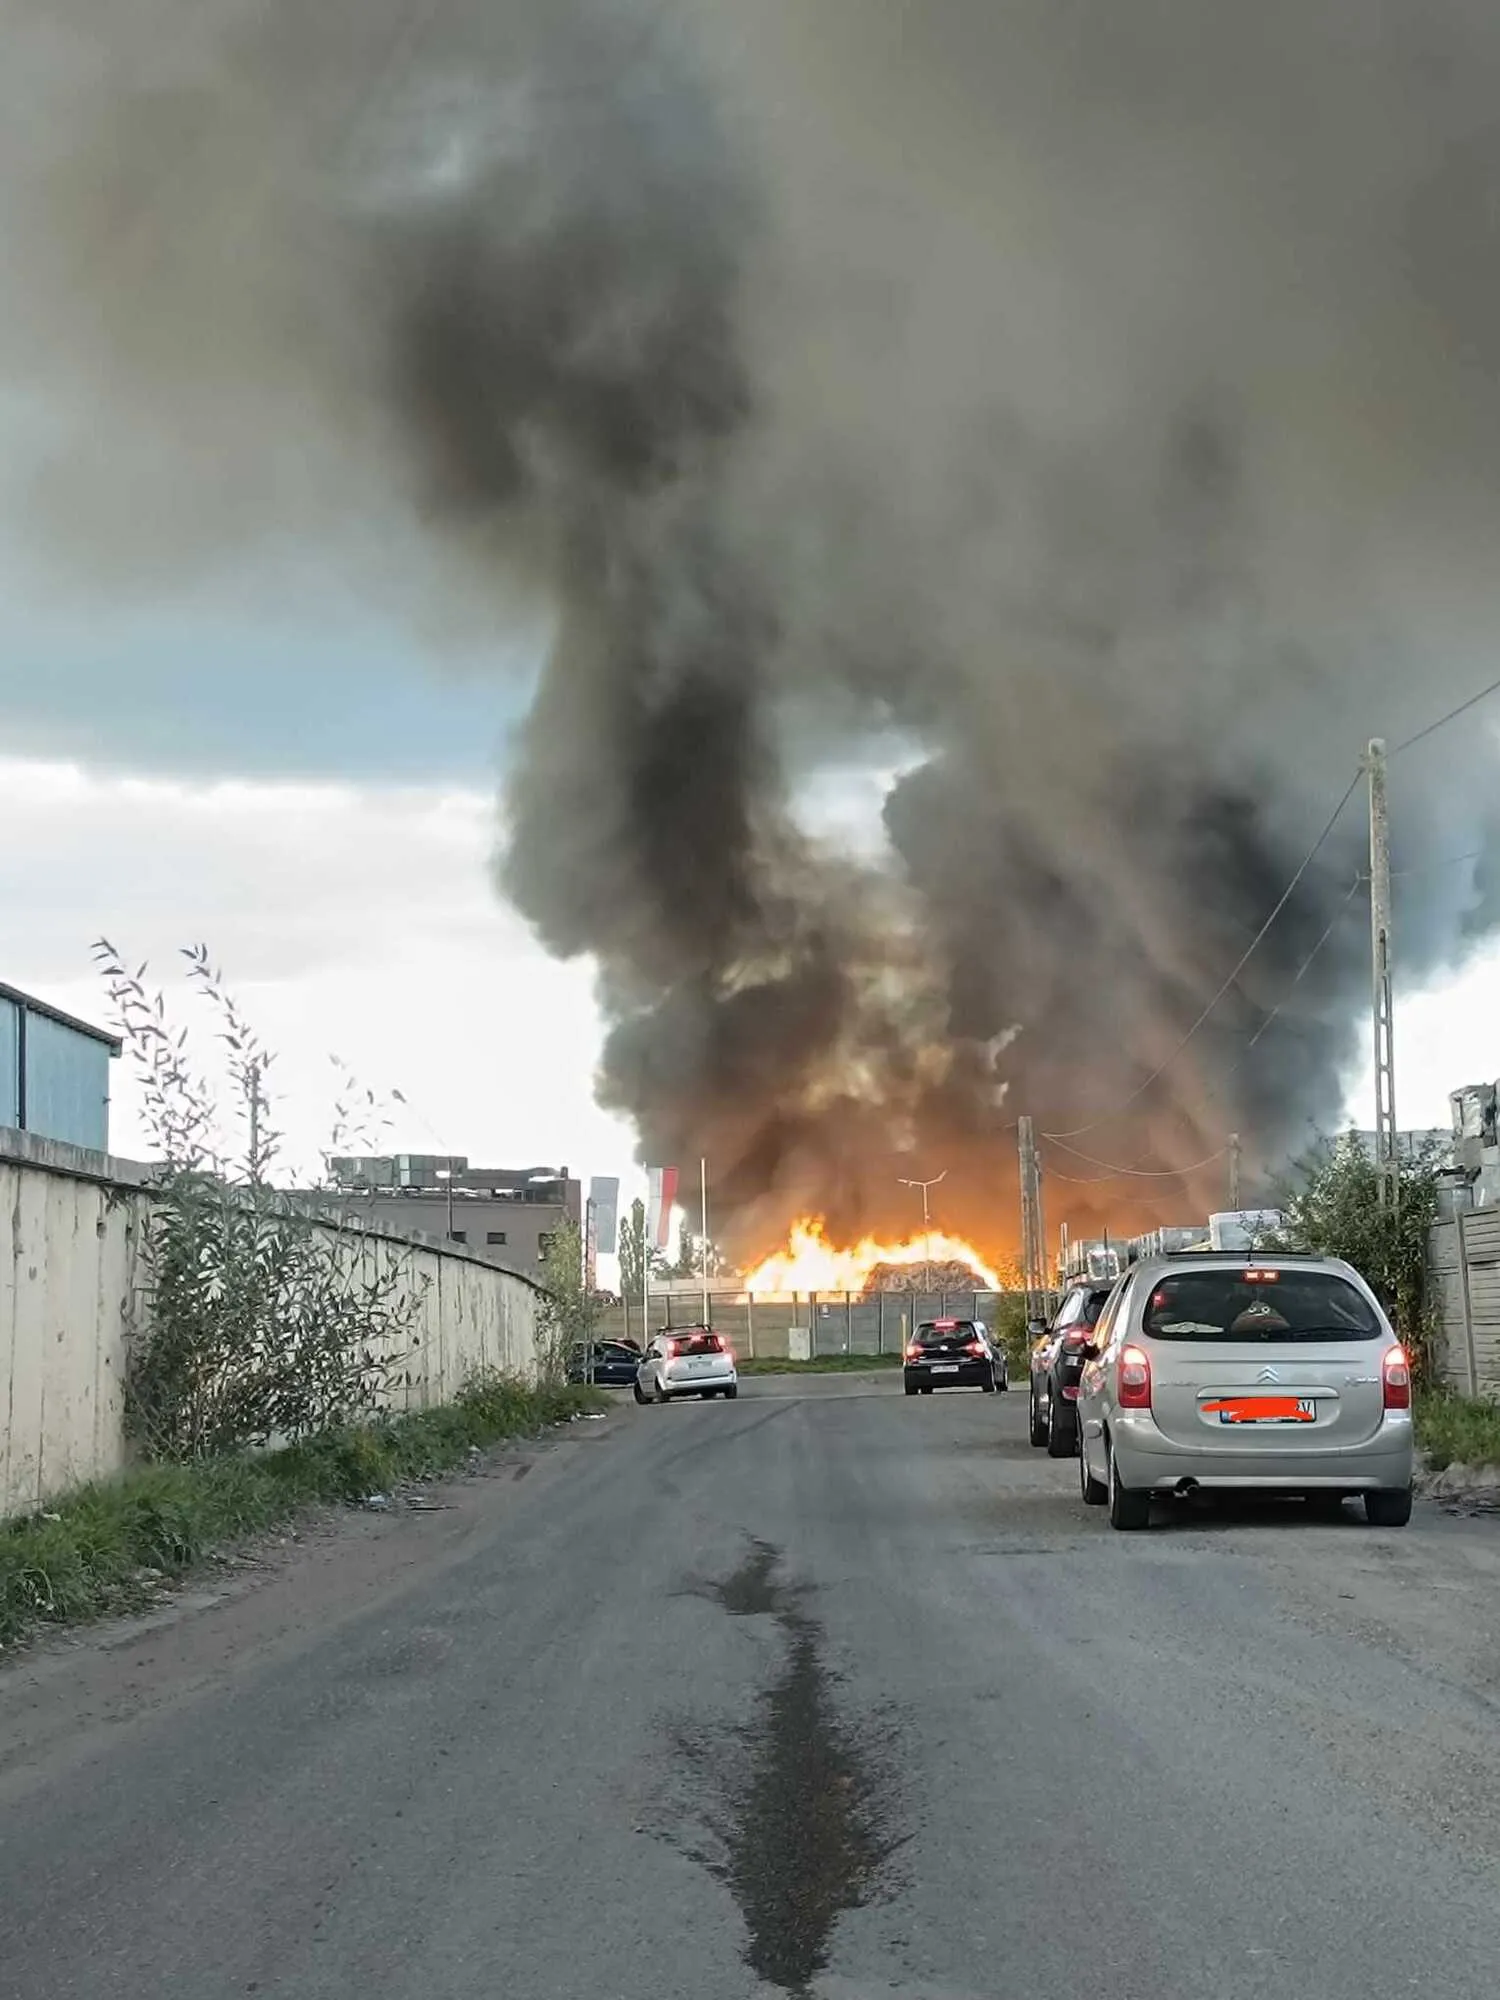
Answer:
[1174, 1476, 1199, 1497]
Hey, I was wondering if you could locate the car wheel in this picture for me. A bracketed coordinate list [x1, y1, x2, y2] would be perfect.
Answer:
[724, 1383, 738, 1400]
[904, 1380, 918, 1397]
[1046, 1401, 1077, 1459]
[997, 1367, 1009, 1393]
[1364, 1486, 1413, 1528]
[653, 1378, 669, 1405]
[981, 1370, 998, 1393]
[1029, 1389, 1049, 1448]
[1080, 1432, 1107, 1506]
[1107, 1442, 1151, 1531]
[920, 1386, 934, 1395]
[632, 1380, 647, 1405]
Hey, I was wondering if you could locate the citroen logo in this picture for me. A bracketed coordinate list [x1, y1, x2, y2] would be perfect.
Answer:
[1256, 1365, 1281, 1385]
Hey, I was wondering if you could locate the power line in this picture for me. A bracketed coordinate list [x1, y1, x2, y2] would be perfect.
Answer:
[1042, 767, 1364, 1141]
[1240, 874, 1364, 1056]
[1392, 671, 1500, 758]
[1390, 848, 1484, 879]
[1043, 1139, 1228, 1181]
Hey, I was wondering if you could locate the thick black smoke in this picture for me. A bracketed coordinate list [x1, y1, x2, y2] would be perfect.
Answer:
[6, 1, 1500, 1252]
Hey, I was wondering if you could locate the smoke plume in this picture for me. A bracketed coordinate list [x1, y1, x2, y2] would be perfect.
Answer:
[7, 0, 1500, 1251]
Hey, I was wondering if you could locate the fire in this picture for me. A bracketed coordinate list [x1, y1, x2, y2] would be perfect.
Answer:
[740, 1218, 1005, 1295]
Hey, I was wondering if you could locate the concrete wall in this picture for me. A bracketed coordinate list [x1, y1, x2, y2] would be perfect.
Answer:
[1429, 1207, 1500, 1397]
[1, 1129, 543, 1520]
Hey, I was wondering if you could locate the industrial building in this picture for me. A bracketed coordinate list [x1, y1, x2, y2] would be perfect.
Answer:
[325, 1156, 582, 1283]
[0, 981, 120, 1153]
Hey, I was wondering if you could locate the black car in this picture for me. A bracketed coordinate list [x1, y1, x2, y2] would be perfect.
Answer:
[903, 1319, 1004, 1395]
[567, 1340, 643, 1388]
[1028, 1284, 1113, 1454]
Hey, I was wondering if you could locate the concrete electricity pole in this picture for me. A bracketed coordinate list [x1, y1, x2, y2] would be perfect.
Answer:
[1017, 1119, 1047, 1321]
[898, 1171, 946, 1292]
[1367, 738, 1399, 1209]
[1228, 1132, 1242, 1211]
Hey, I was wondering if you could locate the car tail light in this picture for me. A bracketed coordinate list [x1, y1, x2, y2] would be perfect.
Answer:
[1117, 1345, 1152, 1409]
[664, 1339, 680, 1360]
[905, 1343, 922, 1361]
[933, 1319, 957, 1330]
[1382, 1346, 1411, 1410]
[966, 1339, 987, 1356]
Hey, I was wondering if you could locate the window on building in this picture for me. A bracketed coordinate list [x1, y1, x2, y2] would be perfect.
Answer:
[538, 1232, 555, 1255]
[486, 1230, 508, 1246]
[449, 1229, 468, 1244]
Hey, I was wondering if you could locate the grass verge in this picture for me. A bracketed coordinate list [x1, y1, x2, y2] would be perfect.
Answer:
[1415, 1391, 1500, 1473]
[0, 1374, 601, 1650]
[737, 1353, 904, 1376]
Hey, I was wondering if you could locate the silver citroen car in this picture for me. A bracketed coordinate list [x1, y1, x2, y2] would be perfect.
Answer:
[1076, 1253, 1414, 1531]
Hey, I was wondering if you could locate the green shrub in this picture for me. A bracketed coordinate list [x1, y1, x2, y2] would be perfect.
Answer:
[0, 1375, 600, 1648]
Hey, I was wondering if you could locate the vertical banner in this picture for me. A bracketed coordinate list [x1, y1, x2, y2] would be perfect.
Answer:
[589, 1176, 620, 1255]
[646, 1165, 679, 1252]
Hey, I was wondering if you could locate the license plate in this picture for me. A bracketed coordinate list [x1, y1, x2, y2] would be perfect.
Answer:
[932, 1363, 960, 1374]
[1210, 1396, 1316, 1425]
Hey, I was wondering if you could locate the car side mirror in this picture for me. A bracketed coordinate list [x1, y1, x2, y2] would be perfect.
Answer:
[1027, 1320, 1047, 1339]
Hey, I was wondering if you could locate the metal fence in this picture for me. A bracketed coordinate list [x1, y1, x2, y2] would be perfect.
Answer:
[592, 1291, 1005, 1359]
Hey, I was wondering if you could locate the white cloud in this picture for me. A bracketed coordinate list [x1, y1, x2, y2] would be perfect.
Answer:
[1, 756, 640, 1192]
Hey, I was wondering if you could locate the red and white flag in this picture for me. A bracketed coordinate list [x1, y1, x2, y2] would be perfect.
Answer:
[646, 1166, 679, 1251]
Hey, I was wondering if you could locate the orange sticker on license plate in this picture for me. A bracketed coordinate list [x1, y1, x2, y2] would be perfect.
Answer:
[1205, 1396, 1316, 1424]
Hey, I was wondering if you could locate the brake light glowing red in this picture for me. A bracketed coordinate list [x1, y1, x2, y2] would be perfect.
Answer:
[933, 1319, 958, 1330]
[1382, 1345, 1411, 1411]
[664, 1339, 680, 1360]
[966, 1339, 987, 1356]
[1117, 1345, 1152, 1409]
[905, 1343, 922, 1361]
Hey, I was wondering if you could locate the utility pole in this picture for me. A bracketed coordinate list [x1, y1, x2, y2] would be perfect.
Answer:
[1368, 738, 1399, 1209]
[1017, 1119, 1047, 1321]
[898, 1171, 947, 1292]
[699, 1158, 711, 1327]
[1228, 1132, 1242, 1211]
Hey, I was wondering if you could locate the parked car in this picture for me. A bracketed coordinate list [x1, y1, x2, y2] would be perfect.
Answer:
[1029, 1283, 1114, 1456]
[567, 1341, 644, 1388]
[903, 1319, 1006, 1395]
[1076, 1253, 1414, 1532]
[634, 1326, 739, 1403]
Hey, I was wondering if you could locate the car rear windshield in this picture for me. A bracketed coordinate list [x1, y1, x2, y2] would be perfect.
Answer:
[1057, 1291, 1110, 1329]
[1141, 1268, 1381, 1343]
[670, 1331, 724, 1354]
[917, 1322, 977, 1343]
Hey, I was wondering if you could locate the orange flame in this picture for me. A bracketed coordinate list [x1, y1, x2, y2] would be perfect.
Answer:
[740, 1217, 1005, 1295]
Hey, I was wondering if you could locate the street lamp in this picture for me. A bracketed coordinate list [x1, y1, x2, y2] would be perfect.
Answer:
[898, 1171, 947, 1294]
[434, 1167, 456, 1241]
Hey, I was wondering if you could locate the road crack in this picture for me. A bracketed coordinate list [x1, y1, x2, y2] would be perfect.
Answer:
[693, 1540, 896, 1997]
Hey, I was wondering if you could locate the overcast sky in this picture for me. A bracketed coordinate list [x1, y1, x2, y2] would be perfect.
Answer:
[1, 560, 920, 1228]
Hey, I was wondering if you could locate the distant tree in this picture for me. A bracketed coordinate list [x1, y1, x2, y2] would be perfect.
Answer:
[671, 1218, 698, 1280]
[535, 1219, 600, 1385]
[619, 1197, 647, 1304]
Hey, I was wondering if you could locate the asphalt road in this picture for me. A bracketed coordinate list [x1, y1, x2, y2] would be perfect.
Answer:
[9, 1376, 1500, 1999]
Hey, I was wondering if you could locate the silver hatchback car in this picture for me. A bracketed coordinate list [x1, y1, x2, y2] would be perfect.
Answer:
[1076, 1253, 1414, 1531]
[634, 1326, 739, 1403]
